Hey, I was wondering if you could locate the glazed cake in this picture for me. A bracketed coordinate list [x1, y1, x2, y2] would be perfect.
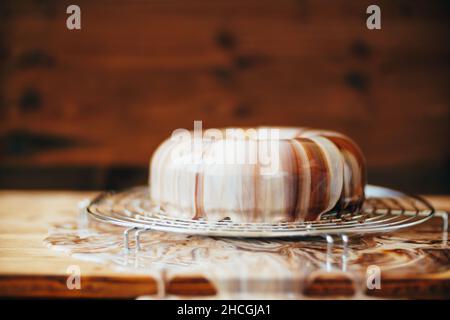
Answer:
[149, 127, 366, 222]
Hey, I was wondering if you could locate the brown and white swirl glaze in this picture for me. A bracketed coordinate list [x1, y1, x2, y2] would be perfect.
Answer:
[149, 127, 366, 222]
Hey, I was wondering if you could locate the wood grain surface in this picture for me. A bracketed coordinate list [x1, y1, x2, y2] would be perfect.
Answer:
[0, 190, 448, 299]
[0, 191, 158, 298]
[0, 0, 449, 192]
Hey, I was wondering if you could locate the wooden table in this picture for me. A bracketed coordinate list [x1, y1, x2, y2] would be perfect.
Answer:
[0, 190, 449, 299]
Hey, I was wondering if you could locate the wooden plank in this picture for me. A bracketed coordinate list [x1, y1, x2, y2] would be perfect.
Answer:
[0, 191, 158, 298]
[0, 0, 448, 191]
[0, 190, 448, 298]
[0, 275, 157, 298]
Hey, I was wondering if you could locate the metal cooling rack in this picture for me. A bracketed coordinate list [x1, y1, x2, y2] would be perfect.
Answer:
[81, 185, 441, 252]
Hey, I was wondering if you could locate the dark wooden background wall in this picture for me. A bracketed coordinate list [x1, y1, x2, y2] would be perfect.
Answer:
[0, 0, 449, 193]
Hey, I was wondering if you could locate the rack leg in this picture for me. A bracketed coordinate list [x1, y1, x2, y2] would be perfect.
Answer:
[436, 211, 448, 232]
[341, 234, 349, 272]
[323, 234, 349, 272]
[124, 227, 138, 252]
[77, 199, 91, 229]
[135, 228, 152, 252]
[324, 234, 334, 272]
[434, 211, 448, 245]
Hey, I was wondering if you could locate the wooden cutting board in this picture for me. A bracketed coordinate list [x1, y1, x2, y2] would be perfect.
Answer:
[0, 190, 449, 299]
